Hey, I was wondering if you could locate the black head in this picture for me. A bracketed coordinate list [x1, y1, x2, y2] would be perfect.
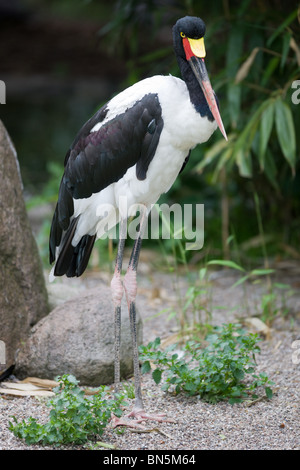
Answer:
[172, 16, 227, 140]
[172, 16, 206, 59]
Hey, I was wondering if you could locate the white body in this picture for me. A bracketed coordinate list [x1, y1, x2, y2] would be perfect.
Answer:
[70, 74, 217, 246]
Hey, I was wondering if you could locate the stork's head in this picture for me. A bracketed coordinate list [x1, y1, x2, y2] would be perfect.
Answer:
[173, 16, 227, 140]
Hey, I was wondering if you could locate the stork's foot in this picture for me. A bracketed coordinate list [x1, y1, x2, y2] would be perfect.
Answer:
[111, 408, 175, 430]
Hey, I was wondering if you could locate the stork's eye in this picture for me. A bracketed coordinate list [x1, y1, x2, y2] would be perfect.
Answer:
[180, 32, 186, 38]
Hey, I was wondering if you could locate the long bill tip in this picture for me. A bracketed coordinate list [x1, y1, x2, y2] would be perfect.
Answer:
[188, 56, 228, 142]
[219, 122, 228, 141]
[201, 79, 227, 141]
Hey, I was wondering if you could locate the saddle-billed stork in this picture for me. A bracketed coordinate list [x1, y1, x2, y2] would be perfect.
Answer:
[49, 16, 227, 427]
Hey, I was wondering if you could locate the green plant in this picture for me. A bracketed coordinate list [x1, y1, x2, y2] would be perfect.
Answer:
[257, 281, 293, 324]
[139, 323, 274, 404]
[182, 267, 213, 336]
[9, 374, 126, 446]
[207, 259, 275, 289]
[121, 381, 135, 399]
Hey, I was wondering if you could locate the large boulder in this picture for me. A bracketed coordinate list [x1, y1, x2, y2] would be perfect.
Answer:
[15, 285, 143, 386]
[0, 120, 49, 371]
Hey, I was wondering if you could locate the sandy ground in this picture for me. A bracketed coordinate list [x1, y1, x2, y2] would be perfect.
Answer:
[0, 254, 300, 451]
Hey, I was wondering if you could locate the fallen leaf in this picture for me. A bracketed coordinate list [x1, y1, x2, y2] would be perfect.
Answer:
[243, 317, 271, 338]
[0, 378, 57, 397]
[0, 386, 54, 397]
[1, 382, 41, 391]
[20, 377, 58, 390]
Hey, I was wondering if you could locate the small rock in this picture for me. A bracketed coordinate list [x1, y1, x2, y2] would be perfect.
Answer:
[46, 279, 86, 309]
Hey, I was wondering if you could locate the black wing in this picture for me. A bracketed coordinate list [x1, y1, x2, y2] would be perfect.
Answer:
[49, 93, 163, 277]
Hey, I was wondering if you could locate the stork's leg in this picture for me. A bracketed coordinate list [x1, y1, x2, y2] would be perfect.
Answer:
[111, 218, 127, 395]
[112, 207, 174, 428]
[123, 211, 147, 413]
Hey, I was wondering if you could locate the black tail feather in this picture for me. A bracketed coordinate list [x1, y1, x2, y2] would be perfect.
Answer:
[53, 217, 96, 277]
[66, 233, 96, 277]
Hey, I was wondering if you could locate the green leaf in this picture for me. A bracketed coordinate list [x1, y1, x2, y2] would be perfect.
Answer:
[66, 374, 78, 384]
[229, 397, 243, 404]
[199, 267, 207, 281]
[207, 259, 246, 272]
[236, 148, 252, 178]
[233, 368, 245, 381]
[152, 337, 161, 349]
[141, 361, 151, 375]
[265, 387, 273, 399]
[233, 98, 271, 177]
[281, 32, 292, 69]
[275, 98, 296, 174]
[261, 57, 280, 88]
[228, 83, 242, 127]
[152, 368, 162, 385]
[250, 268, 275, 276]
[263, 150, 279, 190]
[259, 99, 275, 170]
[212, 147, 235, 183]
[273, 282, 290, 290]
[194, 137, 232, 173]
[231, 274, 251, 289]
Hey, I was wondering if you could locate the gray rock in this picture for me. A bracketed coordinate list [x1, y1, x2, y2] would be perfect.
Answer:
[15, 285, 143, 386]
[0, 120, 49, 371]
[46, 278, 86, 310]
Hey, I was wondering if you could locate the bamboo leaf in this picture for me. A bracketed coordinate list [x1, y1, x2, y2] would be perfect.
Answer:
[231, 274, 251, 289]
[228, 82, 241, 128]
[194, 137, 231, 173]
[263, 150, 279, 190]
[232, 100, 270, 177]
[281, 32, 292, 69]
[261, 56, 280, 87]
[207, 259, 246, 272]
[275, 98, 296, 175]
[250, 269, 275, 276]
[236, 148, 252, 178]
[259, 99, 275, 170]
[212, 147, 234, 182]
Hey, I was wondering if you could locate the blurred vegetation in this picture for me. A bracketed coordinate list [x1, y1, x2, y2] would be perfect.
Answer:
[4, 0, 300, 269]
